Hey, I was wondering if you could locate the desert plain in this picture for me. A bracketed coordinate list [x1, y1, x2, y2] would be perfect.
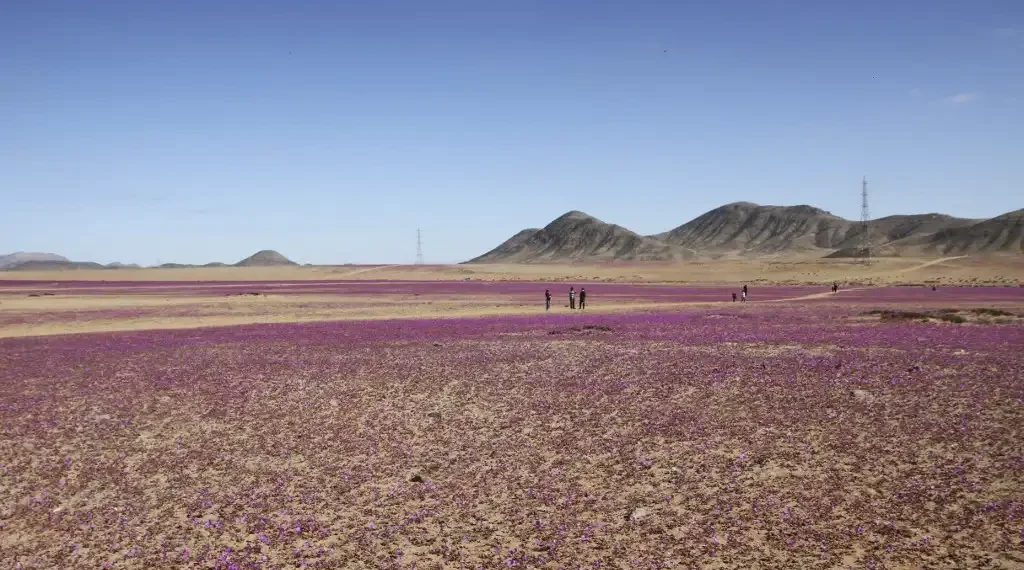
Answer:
[1, 256, 1022, 569]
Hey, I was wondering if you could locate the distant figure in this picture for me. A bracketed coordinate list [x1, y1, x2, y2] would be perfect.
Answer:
[741, 290, 747, 303]
[732, 292, 737, 302]
[545, 289, 551, 311]
[832, 282, 839, 294]
[569, 286, 576, 310]
[742, 284, 748, 297]
[932, 285, 937, 291]
[579, 288, 587, 310]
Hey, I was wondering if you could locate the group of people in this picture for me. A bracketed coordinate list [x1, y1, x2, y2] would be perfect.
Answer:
[545, 286, 586, 311]
[541, 281, 862, 310]
[731, 284, 749, 302]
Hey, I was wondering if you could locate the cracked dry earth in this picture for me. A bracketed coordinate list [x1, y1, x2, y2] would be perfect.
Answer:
[1, 302, 1023, 569]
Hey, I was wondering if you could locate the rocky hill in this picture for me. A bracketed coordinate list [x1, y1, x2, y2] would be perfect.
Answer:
[469, 211, 687, 263]
[471, 203, 1022, 262]
[927, 208, 1024, 255]
[234, 250, 298, 267]
[654, 202, 857, 255]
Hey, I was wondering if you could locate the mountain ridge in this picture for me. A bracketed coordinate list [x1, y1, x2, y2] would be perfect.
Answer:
[469, 210, 688, 263]
[470, 202, 1022, 262]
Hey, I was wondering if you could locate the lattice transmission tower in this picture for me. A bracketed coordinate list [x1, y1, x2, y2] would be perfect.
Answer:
[416, 229, 424, 265]
[859, 176, 871, 264]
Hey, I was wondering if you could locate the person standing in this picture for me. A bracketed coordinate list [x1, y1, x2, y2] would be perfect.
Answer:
[741, 290, 747, 302]
[569, 286, 576, 310]
[545, 289, 551, 311]
[579, 288, 587, 310]
[732, 292, 737, 302]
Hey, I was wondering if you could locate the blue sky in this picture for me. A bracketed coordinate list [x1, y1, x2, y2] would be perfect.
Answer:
[2, 1, 1022, 265]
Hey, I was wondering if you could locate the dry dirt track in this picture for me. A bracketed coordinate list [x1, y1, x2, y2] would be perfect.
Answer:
[334, 264, 402, 277]
[757, 287, 868, 303]
[893, 255, 968, 274]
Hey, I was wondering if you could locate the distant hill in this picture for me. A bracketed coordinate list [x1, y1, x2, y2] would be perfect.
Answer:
[468, 211, 686, 263]
[0, 252, 69, 269]
[234, 250, 297, 267]
[5, 260, 106, 271]
[471, 203, 1022, 262]
[106, 262, 141, 269]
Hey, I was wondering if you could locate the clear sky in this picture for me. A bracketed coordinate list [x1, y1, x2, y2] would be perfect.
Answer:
[2, 1, 1022, 265]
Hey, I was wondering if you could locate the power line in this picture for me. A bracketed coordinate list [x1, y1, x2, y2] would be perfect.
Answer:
[859, 176, 871, 264]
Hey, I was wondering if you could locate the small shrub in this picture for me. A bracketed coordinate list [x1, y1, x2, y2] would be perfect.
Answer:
[582, 325, 613, 332]
[879, 310, 930, 322]
[969, 308, 1013, 317]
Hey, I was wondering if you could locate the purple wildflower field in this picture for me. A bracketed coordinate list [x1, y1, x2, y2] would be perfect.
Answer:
[1, 285, 1023, 569]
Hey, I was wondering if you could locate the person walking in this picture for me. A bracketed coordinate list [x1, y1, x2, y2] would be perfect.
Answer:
[545, 289, 551, 311]
[732, 292, 737, 302]
[832, 282, 838, 294]
[741, 290, 747, 303]
[579, 288, 587, 310]
[569, 286, 576, 310]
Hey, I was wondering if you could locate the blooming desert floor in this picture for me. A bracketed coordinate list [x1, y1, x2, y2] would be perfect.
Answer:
[1, 281, 1022, 569]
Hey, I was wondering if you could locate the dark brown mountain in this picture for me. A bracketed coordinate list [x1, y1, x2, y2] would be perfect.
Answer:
[471, 203, 1021, 262]
[234, 250, 298, 267]
[654, 202, 857, 255]
[927, 209, 1024, 255]
[468, 211, 686, 263]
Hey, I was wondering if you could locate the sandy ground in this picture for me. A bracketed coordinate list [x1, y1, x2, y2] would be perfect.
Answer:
[2, 276, 1022, 338]
[2, 255, 1022, 285]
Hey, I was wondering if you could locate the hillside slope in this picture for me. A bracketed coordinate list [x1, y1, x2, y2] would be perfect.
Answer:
[468, 211, 686, 263]
[928, 209, 1024, 255]
[234, 250, 298, 267]
[654, 202, 857, 255]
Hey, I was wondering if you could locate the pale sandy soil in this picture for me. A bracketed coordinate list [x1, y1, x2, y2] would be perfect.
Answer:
[0, 299, 685, 339]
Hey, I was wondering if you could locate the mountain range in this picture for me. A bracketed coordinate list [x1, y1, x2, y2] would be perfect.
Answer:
[469, 203, 1023, 262]
[5, 203, 1021, 270]
[0, 250, 298, 271]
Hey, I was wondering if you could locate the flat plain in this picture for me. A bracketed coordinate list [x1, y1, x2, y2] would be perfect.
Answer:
[1, 260, 1022, 569]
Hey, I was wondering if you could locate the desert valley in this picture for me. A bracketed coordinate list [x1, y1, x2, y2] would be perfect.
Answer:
[2, 199, 1023, 569]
